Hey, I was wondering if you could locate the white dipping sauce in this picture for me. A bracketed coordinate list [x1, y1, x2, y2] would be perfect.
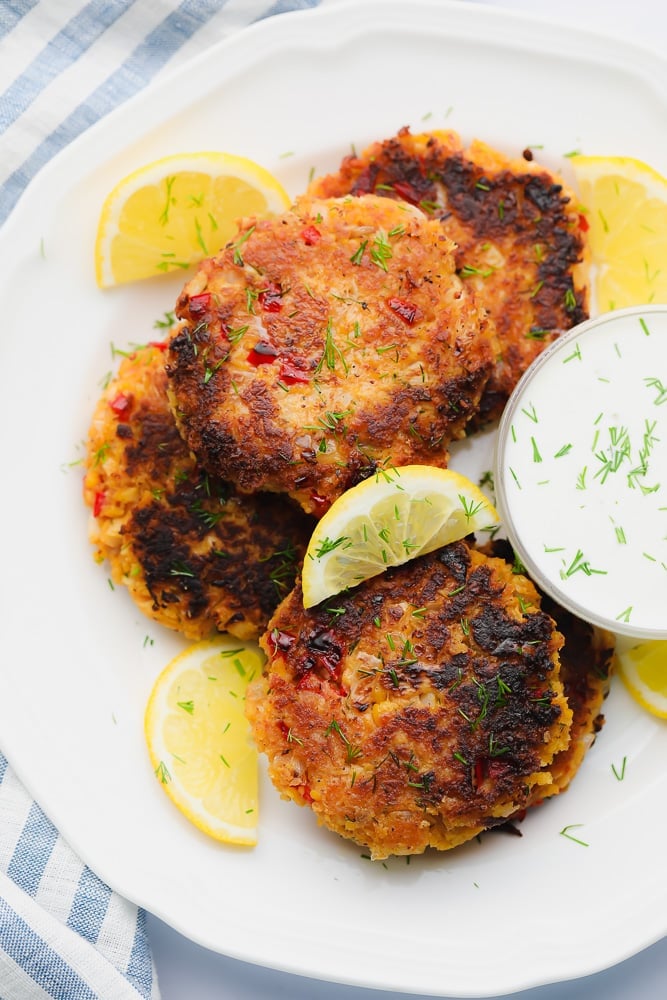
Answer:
[495, 306, 667, 639]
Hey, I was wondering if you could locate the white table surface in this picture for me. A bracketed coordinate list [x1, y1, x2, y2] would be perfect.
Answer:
[147, 0, 667, 996]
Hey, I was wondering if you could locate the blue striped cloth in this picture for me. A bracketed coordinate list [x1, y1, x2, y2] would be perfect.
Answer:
[0, 2, 322, 996]
[0, 750, 158, 999]
[0, 0, 323, 226]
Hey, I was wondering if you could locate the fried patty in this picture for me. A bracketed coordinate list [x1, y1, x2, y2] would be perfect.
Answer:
[483, 540, 613, 813]
[166, 194, 498, 515]
[531, 595, 612, 802]
[83, 344, 313, 640]
[309, 128, 590, 424]
[246, 540, 575, 859]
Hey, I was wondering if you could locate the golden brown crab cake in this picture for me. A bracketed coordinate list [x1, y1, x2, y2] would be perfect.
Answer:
[478, 540, 614, 817]
[309, 128, 590, 425]
[246, 540, 572, 860]
[530, 596, 613, 802]
[166, 194, 498, 516]
[83, 343, 313, 641]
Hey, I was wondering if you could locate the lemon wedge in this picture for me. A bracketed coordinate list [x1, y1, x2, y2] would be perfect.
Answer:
[144, 637, 264, 844]
[570, 155, 667, 311]
[95, 151, 291, 287]
[301, 465, 499, 608]
[617, 640, 667, 719]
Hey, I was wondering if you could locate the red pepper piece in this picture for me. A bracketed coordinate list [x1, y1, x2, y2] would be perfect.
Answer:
[578, 213, 590, 232]
[247, 341, 279, 367]
[387, 296, 421, 325]
[300, 225, 321, 246]
[392, 179, 421, 205]
[266, 628, 296, 658]
[109, 391, 132, 420]
[258, 281, 283, 313]
[279, 359, 310, 385]
[148, 340, 168, 351]
[189, 292, 212, 318]
[296, 671, 323, 692]
[473, 758, 488, 789]
[299, 784, 314, 804]
[93, 491, 106, 517]
[310, 492, 329, 512]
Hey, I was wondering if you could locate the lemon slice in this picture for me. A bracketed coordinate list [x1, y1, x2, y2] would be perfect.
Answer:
[301, 465, 499, 608]
[95, 151, 291, 287]
[570, 155, 667, 311]
[144, 637, 264, 844]
[617, 640, 667, 719]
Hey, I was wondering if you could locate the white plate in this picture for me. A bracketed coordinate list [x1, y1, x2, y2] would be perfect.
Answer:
[1, 1, 666, 995]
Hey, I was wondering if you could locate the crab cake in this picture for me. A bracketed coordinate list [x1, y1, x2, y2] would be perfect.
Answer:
[309, 128, 589, 425]
[530, 596, 613, 803]
[246, 540, 573, 860]
[166, 194, 498, 516]
[83, 344, 313, 640]
[481, 540, 614, 811]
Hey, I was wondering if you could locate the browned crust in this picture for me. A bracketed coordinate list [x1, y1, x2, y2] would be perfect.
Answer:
[166, 194, 499, 515]
[482, 539, 614, 814]
[83, 344, 314, 640]
[533, 594, 613, 800]
[309, 128, 590, 425]
[246, 540, 572, 858]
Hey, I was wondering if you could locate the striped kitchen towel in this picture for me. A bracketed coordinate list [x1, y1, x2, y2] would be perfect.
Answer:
[0, 750, 158, 999]
[0, 3, 322, 997]
[0, 0, 324, 226]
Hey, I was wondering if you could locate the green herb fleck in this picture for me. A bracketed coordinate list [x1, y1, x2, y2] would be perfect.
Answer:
[564, 287, 577, 312]
[459, 494, 485, 522]
[370, 231, 393, 272]
[315, 319, 348, 375]
[153, 310, 176, 330]
[611, 756, 627, 781]
[563, 343, 582, 363]
[521, 402, 538, 424]
[645, 376, 667, 406]
[560, 824, 589, 847]
[155, 761, 171, 784]
[350, 240, 367, 265]
[314, 535, 351, 558]
[158, 177, 176, 225]
[560, 549, 606, 579]
[231, 225, 255, 266]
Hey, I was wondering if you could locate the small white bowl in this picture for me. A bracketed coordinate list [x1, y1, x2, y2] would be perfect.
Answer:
[495, 305, 667, 640]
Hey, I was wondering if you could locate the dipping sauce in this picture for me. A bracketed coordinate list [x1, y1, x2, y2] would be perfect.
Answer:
[495, 305, 667, 639]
